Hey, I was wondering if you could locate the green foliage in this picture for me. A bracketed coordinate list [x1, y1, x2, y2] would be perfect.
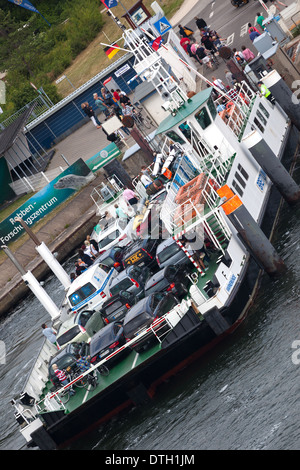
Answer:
[0, 0, 104, 122]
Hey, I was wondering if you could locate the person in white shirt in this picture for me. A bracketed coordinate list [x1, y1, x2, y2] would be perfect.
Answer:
[212, 76, 227, 93]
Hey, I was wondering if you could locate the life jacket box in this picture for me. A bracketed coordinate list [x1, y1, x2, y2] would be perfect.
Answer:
[175, 173, 207, 205]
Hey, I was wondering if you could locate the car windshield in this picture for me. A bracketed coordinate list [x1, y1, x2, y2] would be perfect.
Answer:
[110, 277, 133, 296]
[68, 283, 97, 307]
[98, 230, 120, 249]
[123, 311, 153, 339]
[105, 300, 123, 316]
[75, 310, 93, 327]
[90, 326, 115, 355]
[145, 279, 166, 296]
[157, 242, 181, 263]
[57, 325, 81, 347]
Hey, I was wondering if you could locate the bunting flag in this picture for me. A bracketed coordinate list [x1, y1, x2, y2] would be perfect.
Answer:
[149, 36, 163, 51]
[7, 0, 39, 13]
[104, 44, 120, 59]
[7, 0, 51, 25]
[100, 0, 118, 9]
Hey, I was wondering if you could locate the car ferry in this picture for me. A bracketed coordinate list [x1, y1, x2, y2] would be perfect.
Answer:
[11, 23, 300, 450]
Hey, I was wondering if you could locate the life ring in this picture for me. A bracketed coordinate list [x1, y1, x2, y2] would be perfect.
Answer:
[226, 101, 234, 110]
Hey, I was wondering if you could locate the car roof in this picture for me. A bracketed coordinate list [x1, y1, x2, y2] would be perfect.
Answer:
[57, 317, 76, 333]
[90, 322, 115, 343]
[123, 296, 152, 323]
[144, 267, 168, 287]
[156, 237, 176, 252]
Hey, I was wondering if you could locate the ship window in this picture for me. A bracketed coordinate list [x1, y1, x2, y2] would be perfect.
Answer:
[178, 121, 191, 141]
[259, 103, 270, 119]
[237, 164, 249, 181]
[232, 180, 244, 197]
[254, 117, 264, 133]
[165, 131, 185, 144]
[195, 107, 211, 129]
[207, 97, 217, 120]
[256, 110, 267, 126]
[234, 171, 246, 189]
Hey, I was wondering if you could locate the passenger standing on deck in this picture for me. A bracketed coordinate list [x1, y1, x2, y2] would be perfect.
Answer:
[212, 76, 227, 93]
[241, 45, 255, 63]
[114, 203, 128, 221]
[42, 324, 57, 347]
[93, 93, 111, 119]
[84, 240, 98, 258]
[256, 13, 265, 31]
[123, 186, 139, 213]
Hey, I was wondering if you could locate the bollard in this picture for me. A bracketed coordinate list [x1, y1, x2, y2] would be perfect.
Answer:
[243, 130, 300, 205]
[217, 186, 286, 277]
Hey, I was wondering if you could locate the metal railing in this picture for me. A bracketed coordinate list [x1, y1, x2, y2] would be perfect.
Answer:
[0, 95, 52, 130]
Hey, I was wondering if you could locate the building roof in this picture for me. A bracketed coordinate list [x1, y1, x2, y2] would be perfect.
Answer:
[155, 87, 212, 135]
[0, 104, 36, 156]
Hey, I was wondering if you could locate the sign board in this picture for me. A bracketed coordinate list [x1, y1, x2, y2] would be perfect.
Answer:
[86, 142, 121, 172]
[114, 63, 131, 77]
[153, 16, 172, 36]
[0, 159, 94, 246]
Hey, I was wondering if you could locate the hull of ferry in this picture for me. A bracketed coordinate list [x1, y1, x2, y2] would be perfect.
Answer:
[27, 171, 286, 450]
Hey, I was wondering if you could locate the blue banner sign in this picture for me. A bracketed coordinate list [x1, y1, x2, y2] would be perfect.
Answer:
[0, 159, 94, 246]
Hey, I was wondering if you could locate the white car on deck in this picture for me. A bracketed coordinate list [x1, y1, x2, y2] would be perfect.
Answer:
[66, 264, 118, 313]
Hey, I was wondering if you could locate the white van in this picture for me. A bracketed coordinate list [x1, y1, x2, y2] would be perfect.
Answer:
[67, 264, 117, 313]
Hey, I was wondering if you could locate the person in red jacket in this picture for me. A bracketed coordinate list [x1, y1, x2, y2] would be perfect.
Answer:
[180, 36, 191, 53]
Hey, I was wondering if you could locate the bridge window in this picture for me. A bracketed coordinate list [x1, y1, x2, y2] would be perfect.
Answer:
[166, 131, 185, 144]
[207, 97, 217, 120]
[195, 107, 211, 130]
[178, 121, 191, 141]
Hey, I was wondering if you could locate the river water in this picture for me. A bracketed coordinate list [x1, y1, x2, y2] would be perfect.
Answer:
[1, 163, 300, 451]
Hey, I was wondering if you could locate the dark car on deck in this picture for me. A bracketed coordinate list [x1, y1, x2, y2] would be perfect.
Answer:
[122, 237, 160, 271]
[100, 290, 136, 324]
[144, 264, 192, 299]
[89, 322, 127, 367]
[95, 246, 125, 272]
[123, 292, 179, 353]
[108, 265, 151, 301]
